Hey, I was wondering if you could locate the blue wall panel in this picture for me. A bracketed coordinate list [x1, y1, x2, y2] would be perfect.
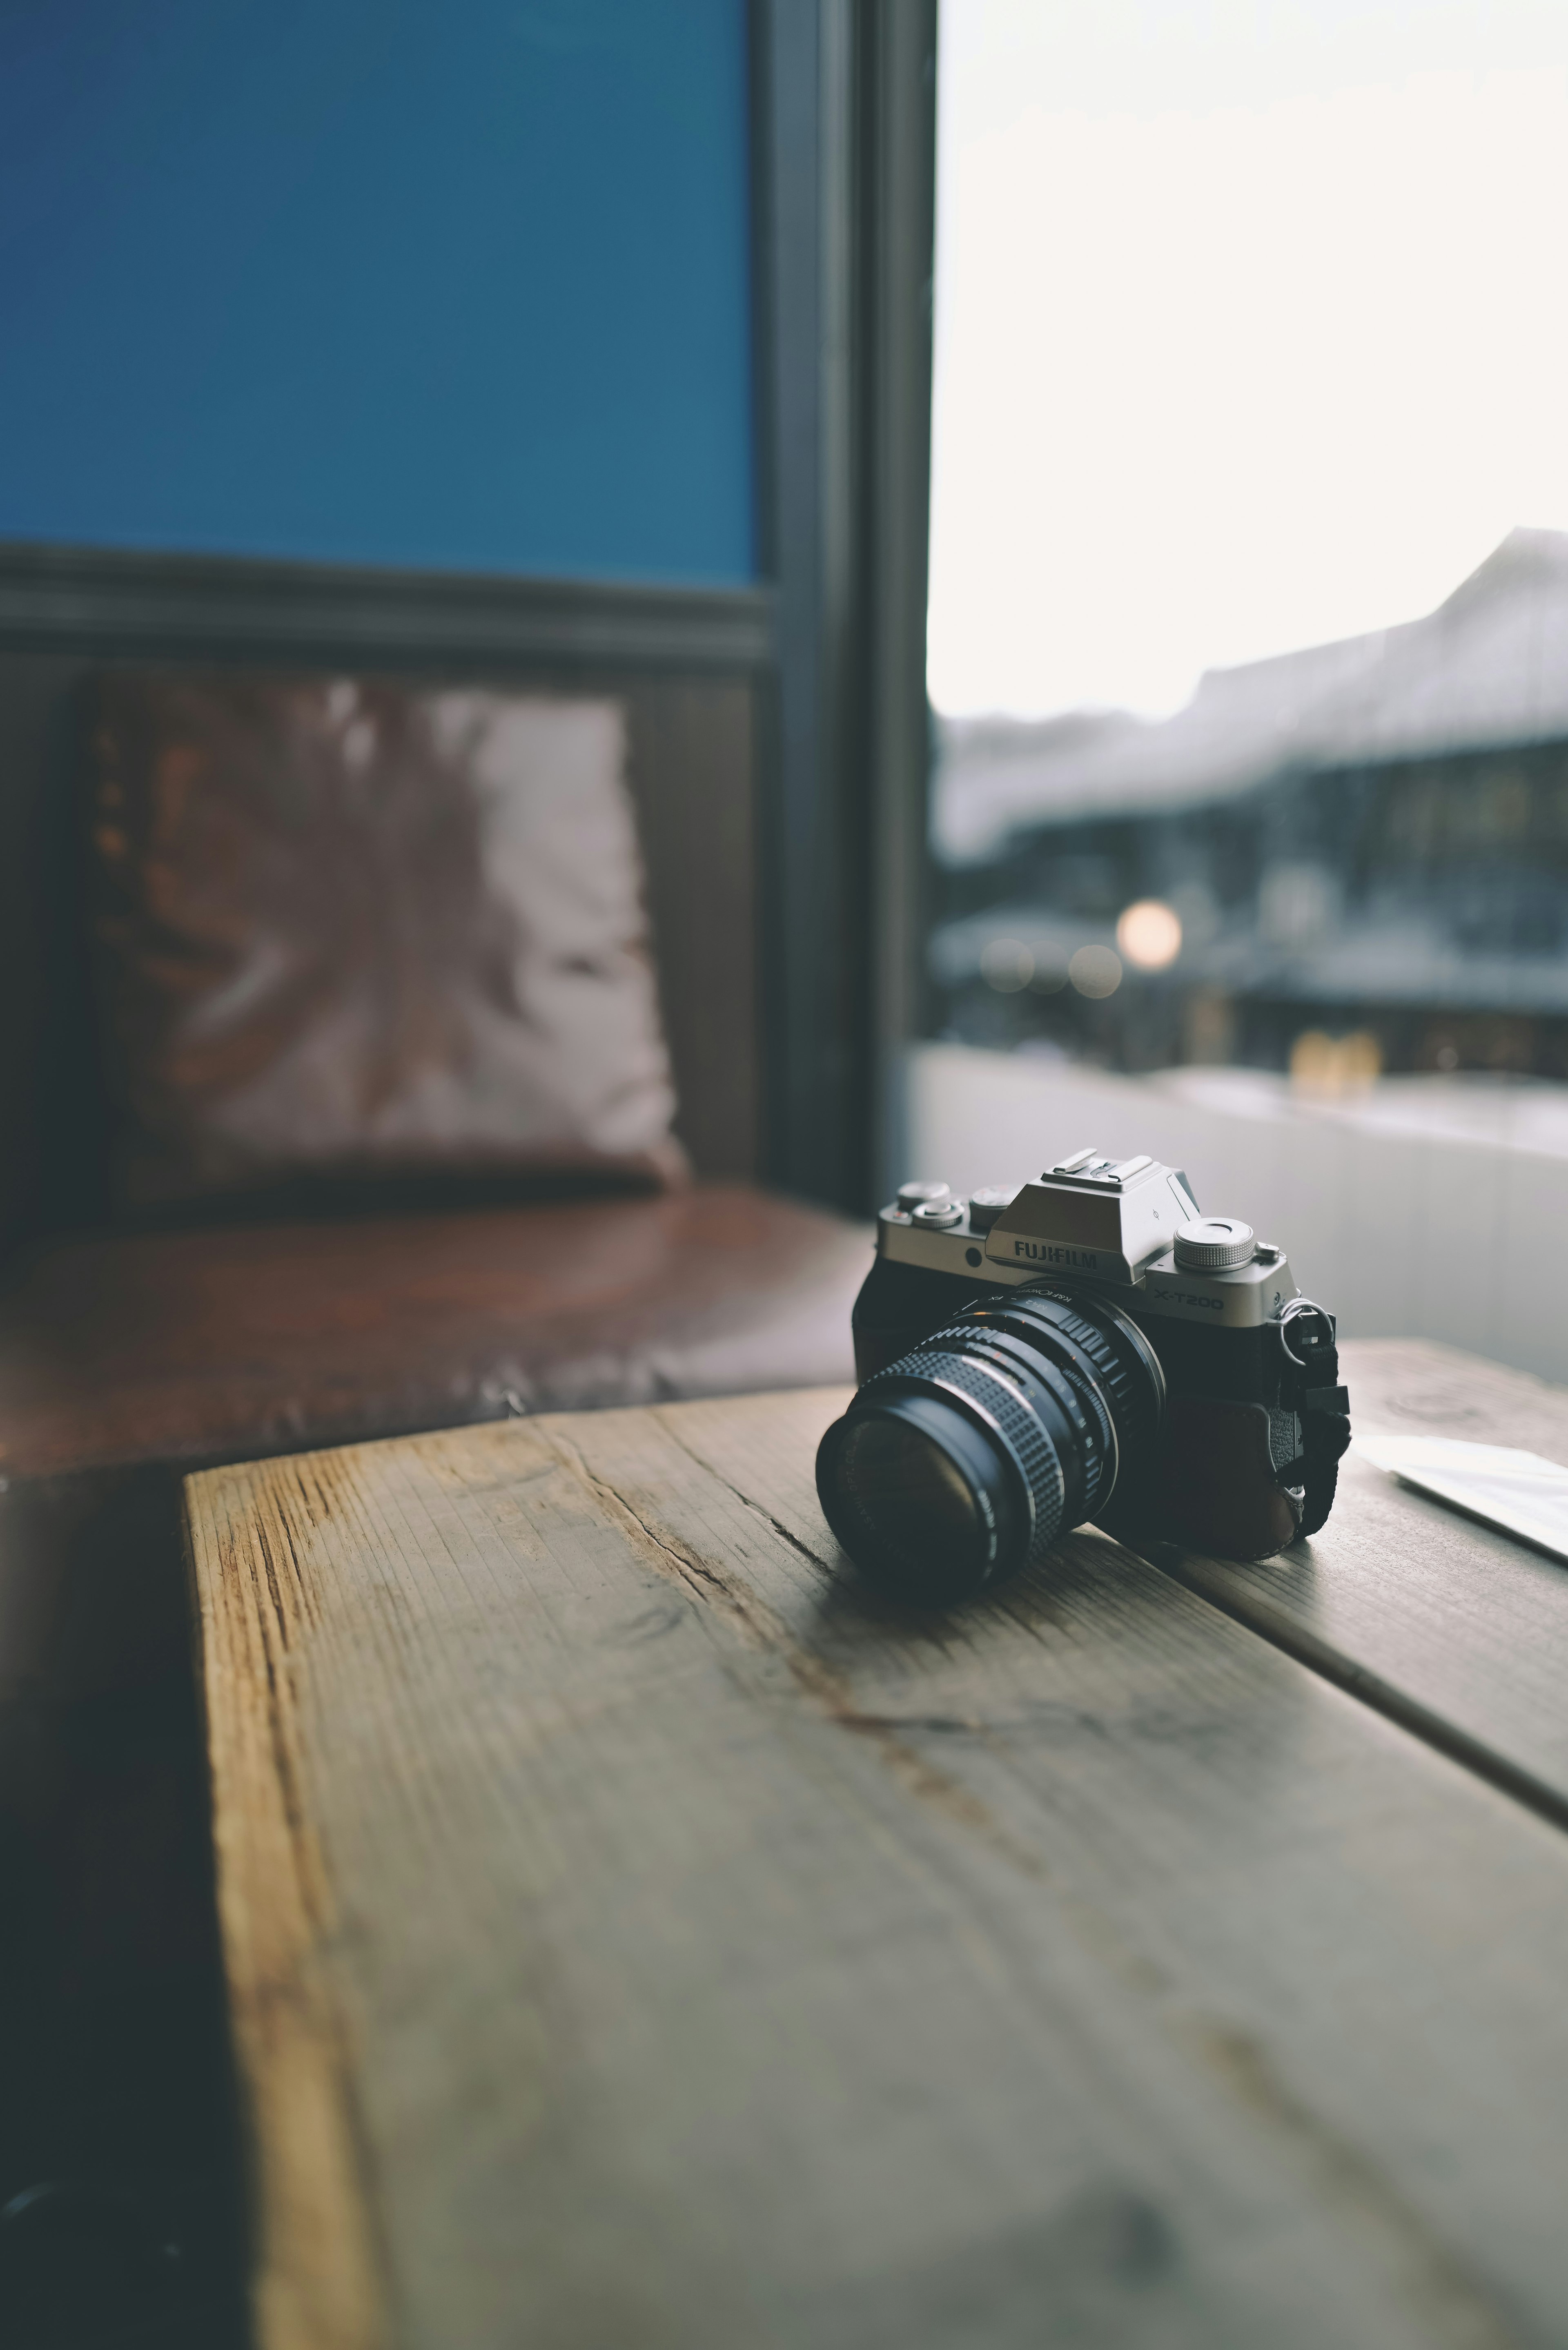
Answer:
[0, 0, 755, 582]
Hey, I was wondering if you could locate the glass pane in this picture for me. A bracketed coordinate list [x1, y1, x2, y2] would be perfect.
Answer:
[918, 0, 1568, 1380]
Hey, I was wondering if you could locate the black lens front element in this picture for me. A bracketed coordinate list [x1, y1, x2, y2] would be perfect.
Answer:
[833, 1402, 1008, 1598]
[816, 1283, 1164, 1605]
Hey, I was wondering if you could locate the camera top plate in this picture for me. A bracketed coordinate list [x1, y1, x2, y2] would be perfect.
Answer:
[877, 1146, 1301, 1329]
[987, 1153, 1196, 1283]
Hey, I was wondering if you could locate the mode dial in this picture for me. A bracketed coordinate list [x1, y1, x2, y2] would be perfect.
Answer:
[896, 1179, 951, 1212]
[1174, 1216, 1256, 1272]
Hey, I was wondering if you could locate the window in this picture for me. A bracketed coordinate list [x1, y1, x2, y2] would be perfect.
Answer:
[914, 0, 1568, 1380]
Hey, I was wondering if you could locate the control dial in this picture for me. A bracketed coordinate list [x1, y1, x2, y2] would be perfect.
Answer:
[967, 1184, 1019, 1235]
[1174, 1216, 1256, 1272]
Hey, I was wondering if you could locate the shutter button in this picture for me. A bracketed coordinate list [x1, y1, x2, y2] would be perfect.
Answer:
[912, 1198, 964, 1228]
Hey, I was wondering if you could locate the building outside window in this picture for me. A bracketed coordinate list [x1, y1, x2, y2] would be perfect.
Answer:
[913, 0, 1568, 1381]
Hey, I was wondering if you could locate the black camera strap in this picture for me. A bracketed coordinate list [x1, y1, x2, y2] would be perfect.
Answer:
[1291, 1341, 1352, 1538]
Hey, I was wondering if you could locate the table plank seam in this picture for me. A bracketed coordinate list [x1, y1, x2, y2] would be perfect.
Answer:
[609, 1404, 1552, 1877]
[642, 1392, 1568, 1856]
[1141, 1541, 1568, 1841]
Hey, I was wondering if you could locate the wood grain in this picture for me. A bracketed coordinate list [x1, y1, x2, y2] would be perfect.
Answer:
[188, 1382, 1568, 2350]
[1156, 1337, 1568, 1818]
[187, 1475, 388, 2350]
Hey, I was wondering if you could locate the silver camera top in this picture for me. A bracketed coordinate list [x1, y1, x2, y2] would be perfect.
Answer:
[880, 1148, 1300, 1329]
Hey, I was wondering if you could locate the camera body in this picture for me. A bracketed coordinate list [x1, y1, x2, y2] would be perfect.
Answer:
[833, 1147, 1350, 1581]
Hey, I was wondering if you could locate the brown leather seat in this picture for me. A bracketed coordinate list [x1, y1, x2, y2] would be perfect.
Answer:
[0, 1185, 867, 1481]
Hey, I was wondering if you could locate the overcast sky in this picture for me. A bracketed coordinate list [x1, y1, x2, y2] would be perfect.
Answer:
[927, 0, 1568, 718]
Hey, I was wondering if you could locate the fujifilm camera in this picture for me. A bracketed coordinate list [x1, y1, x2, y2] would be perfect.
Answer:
[815, 1148, 1351, 1605]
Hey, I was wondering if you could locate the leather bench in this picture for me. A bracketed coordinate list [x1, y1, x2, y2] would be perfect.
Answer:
[0, 664, 869, 1485]
[0, 1184, 866, 1481]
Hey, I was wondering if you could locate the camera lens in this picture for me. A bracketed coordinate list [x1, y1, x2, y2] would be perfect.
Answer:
[816, 1284, 1165, 1605]
[833, 1407, 1004, 1587]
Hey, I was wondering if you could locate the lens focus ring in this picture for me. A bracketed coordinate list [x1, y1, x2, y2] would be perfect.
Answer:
[998, 1291, 1161, 1478]
[861, 1349, 1066, 1570]
[916, 1318, 1111, 1526]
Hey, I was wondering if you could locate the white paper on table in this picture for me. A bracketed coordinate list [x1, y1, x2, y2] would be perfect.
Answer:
[1352, 1434, 1568, 1563]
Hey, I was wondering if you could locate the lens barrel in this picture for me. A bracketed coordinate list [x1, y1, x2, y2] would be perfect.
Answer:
[816, 1284, 1165, 1605]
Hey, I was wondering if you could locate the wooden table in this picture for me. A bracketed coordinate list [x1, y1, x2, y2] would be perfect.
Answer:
[185, 1340, 1568, 2350]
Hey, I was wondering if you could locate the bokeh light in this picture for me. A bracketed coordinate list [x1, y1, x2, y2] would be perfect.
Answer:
[981, 936, 1034, 991]
[1116, 899, 1184, 970]
[1068, 943, 1123, 998]
[1290, 1028, 1383, 1095]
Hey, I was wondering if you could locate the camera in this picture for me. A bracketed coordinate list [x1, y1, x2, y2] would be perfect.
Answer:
[815, 1147, 1351, 1604]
